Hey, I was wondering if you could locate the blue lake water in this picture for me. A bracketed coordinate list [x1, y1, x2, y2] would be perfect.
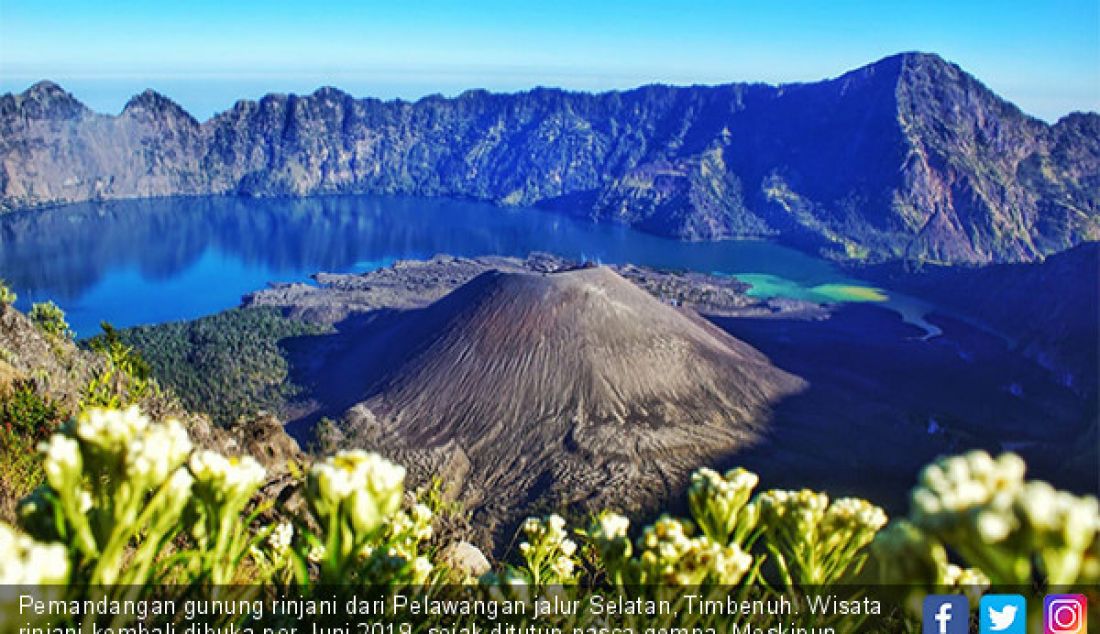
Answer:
[0, 195, 904, 337]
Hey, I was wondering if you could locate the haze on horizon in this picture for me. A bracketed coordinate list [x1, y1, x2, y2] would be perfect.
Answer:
[0, 0, 1097, 122]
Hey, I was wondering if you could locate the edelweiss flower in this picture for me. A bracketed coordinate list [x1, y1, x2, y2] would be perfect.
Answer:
[190, 450, 266, 501]
[713, 544, 753, 584]
[40, 434, 81, 490]
[267, 521, 294, 554]
[0, 522, 69, 585]
[689, 466, 760, 544]
[126, 418, 192, 484]
[412, 556, 433, 583]
[307, 450, 406, 538]
[594, 512, 630, 541]
[75, 406, 150, 452]
[551, 555, 575, 577]
[308, 543, 327, 563]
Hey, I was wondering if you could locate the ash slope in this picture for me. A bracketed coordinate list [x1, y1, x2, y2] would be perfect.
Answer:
[3, 52, 1098, 264]
[315, 266, 804, 532]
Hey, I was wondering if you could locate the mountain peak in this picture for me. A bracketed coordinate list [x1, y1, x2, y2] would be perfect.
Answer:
[890, 50, 950, 66]
[25, 80, 66, 96]
[122, 89, 197, 123]
[12, 80, 87, 119]
[310, 86, 352, 101]
[325, 265, 804, 531]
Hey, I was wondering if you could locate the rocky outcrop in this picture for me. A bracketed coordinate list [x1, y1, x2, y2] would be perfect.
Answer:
[1, 53, 1097, 264]
[0, 303, 100, 415]
[0, 302, 303, 520]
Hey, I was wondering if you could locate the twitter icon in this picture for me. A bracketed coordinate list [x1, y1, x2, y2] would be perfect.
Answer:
[981, 594, 1026, 634]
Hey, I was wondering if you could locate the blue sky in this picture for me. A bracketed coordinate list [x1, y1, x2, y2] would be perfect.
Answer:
[0, 0, 1096, 122]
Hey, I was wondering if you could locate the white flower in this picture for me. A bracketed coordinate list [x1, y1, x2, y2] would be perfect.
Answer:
[309, 450, 405, 504]
[267, 521, 294, 553]
[976, 510, 1012, 542]
[40, 434, 81, 490]
[190, 450, 266, 500]
[412, 503, 432, 523]
[0, 523, 69, 585]
[714, 544, 753, 583]
[595, 512, 630, 540]
[310, 462, 356, 502]
[828, 497, 888, 531]
[166, 467, 194, 499]
[548, 514, 567, 534]
[307, 451, 405, 538]
[75, 406, 149, 451]
[126, 418, 192, 484]
[412, 556, 433, 582]
[551, 555, 575, 578]
[308, 543, 327, 563]
[560, 538, 578, 557]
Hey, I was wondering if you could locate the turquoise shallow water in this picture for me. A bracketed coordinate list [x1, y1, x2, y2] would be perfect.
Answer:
[0, 195, 898, 337]
[735, 273, 888, 303]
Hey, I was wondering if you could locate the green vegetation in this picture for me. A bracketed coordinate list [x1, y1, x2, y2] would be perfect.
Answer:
[0, 381, 64, 519]
[1, 379, 63, 440]
[0, 279, 15, 307]
[81, 322, 156, 408]
[2, 405, 1095, 633]
[29, 300, 74, 340]
[115, 307, 328, 424]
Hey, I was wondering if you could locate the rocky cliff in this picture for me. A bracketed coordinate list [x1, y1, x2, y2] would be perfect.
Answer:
[2, 53, 1097, 264]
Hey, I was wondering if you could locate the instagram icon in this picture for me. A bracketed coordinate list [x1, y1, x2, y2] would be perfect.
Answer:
[1044, 595, 1087, 634]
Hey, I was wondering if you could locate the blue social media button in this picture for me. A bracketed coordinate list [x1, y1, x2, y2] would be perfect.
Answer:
[923, 595, 969, 634]
[981, 594, 1026, 633]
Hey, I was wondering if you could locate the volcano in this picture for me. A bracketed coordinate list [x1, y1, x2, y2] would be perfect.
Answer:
[317, 266, 804, 533]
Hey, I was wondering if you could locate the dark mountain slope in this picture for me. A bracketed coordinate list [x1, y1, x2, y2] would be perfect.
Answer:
[867, 242, 1099, 396]
[1, 53, 1097, 263]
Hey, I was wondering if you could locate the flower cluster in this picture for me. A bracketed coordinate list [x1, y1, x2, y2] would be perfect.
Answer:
[189, 450, 265, 509]
[267, 521, 295, 555]
[756, 489, 829, 532]
[636, 516, 753, 585]
[756, 489, 886, 585]
[688, 467, 760, 547]
[905, 450, 1098, 585]
[820, 497, 888, 553]
[25, 407, 196, 585]
[183, 449, 267, 584]
[308, 450, 406, 537]
[515, 514, 580, 584]
[0, 521, 69, 585]
[387, 502, 434, 559]
[304, 450, 427, 585]
[345, 500, 437, 586]
[17, 406, 443, 594]
[873, 519, 989, 615]
[0, 522, 69, 633]
[587, 511, 633, 576]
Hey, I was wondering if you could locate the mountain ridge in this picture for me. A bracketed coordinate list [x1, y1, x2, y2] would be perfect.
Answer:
[2, 52, 1097, 264]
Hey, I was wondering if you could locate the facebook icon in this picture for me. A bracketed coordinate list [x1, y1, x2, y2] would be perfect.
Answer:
[923, 595, 970, 634]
